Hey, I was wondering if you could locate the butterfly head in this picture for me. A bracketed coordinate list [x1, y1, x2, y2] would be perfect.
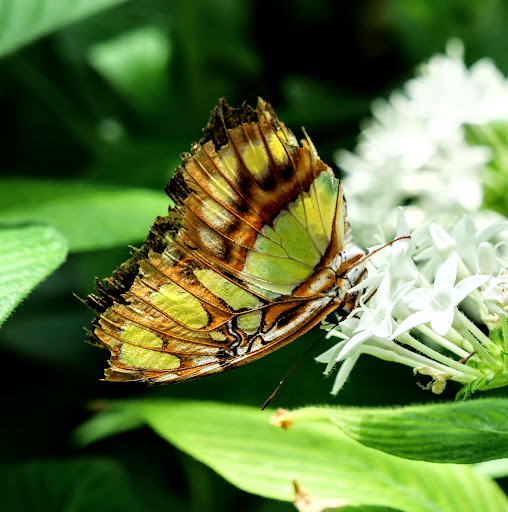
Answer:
[326, 243, 368, 315]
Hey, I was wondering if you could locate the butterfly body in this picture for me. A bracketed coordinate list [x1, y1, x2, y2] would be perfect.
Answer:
[86, 98, 365, 384]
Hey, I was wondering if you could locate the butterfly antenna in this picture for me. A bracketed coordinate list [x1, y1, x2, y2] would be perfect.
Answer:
[347, 234, 411, 273]
[261, 321, 341, 410]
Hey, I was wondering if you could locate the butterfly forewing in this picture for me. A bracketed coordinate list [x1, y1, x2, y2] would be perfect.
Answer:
[86, 98, 364, 384]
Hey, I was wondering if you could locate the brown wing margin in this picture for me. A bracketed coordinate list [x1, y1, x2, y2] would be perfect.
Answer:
[103, 293, 340, 384]
[84, 99, 270, 343]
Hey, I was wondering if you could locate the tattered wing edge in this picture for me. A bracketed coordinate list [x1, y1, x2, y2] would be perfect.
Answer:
[84, 98, 274, 346]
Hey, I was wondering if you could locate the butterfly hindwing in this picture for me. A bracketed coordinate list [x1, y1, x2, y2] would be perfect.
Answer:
[86, 98, 363, 384]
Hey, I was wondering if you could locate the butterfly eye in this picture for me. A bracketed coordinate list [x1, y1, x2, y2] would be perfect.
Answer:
[346, 265, 367, 288]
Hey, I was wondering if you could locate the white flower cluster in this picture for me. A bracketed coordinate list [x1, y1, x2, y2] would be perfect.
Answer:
[318, 209, 508, 395]
[339, 39, 508, 244]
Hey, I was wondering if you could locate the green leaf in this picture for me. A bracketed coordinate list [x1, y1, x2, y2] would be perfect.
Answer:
[77, 399, 508, 512]
[0, 0, 129, 57]
[73, 405, 144, 447]
[340, 508, 402, 512]
[88, 25, 171, 114]
[0, 178, 168, 252]
[0, 223, 67, 327]
[273, 398, 508, 464]
[465, 121, 508, 217]
[0, 458, 143, 512]
[386, 0, 508, 65]
[475, 458, 508, 479]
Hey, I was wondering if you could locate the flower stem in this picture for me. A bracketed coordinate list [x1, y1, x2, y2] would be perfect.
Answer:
[445, 326, 475, 351]
[396, 332, 484, 377]
[455, 311, 498, 366]
[416, 324, 470, 358]
[362, 345, 477, 383]
[500, 315, 508, 354]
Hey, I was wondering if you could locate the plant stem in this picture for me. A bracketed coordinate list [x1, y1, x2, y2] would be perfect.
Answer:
[455, 311, 498, 366]
[396, 332, 484, 377]
[362, 345, 477, 383]
[416, 324, 470, 358]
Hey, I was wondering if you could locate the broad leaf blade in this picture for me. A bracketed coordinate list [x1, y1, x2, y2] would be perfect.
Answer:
[88, 25, 171, 114]
[274, 398, 508, 464]
[77, 400, 508, 512]
[0, 223, 67, 327]
[73, 406, 144, 447]
[0, 178, 168, 252]
[0, 0, 128, 57]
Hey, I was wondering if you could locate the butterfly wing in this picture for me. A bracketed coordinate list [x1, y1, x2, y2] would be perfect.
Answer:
[86, 98, 364, 383]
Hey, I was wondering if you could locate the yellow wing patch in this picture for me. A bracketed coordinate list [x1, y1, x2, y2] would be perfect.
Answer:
[242, 141, 270, 179]
[237, 310, 263, 334]
[150, 283, 209, 329]
[120, 325, 181, 370]
[267, 131, 288, 164]
[218, 147, 239, 183]
[194, 268, 262, 310]
[209, 330, 228, 341]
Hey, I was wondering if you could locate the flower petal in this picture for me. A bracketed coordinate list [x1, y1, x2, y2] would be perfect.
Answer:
[453, 215, 477, 248]
[434, 254, 458, 291]
[391, 308, 434, 339]
[403, 288, 428, 310]
[376, 314, 395, 338]
[477, 242, 500, 275]
[316, 339, 347, 366]
[429, 223, 455, 253]
[375, 274, 392, 302]
[348, 271, 385, 294]
[331, 354, 360, 395]
[396, 207, 410, 239]
[477, 219, 508, 242]
[451, 274, 490, 303]
[430, 307, 455, 336]
[391, 280, 416, 306]
[337, 328, 377, 360]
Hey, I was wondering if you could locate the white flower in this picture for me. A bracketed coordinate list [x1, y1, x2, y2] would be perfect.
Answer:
[391, 254, 490, 337]
[453, 217, 508, 274]
[318, 214, 508, 398]
[317, 317, 359, 374]
[483, 271, 508, 312]
[478, 241, 504, 275]
[318, 317, 401, 395]
[340, 39, 508, 244]
[337, 275, 414, 360]
[478, 242, 508, 316]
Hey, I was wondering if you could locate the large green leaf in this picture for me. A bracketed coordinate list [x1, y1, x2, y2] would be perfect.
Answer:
[0, 223, 67, 327]
[0, 0, 128, 57]
[75, 399, 508, 512]
[271, 398, 508, 464]
[0, 458, 143, 512]
[88, 25, 171, 115]
[0, 178, 168, 252]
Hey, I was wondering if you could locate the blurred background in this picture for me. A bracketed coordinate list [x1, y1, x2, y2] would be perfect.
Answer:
[2, 0, 508, 510]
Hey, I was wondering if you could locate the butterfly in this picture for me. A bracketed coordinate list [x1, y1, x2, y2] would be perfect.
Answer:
[85, 98, 366, 384]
